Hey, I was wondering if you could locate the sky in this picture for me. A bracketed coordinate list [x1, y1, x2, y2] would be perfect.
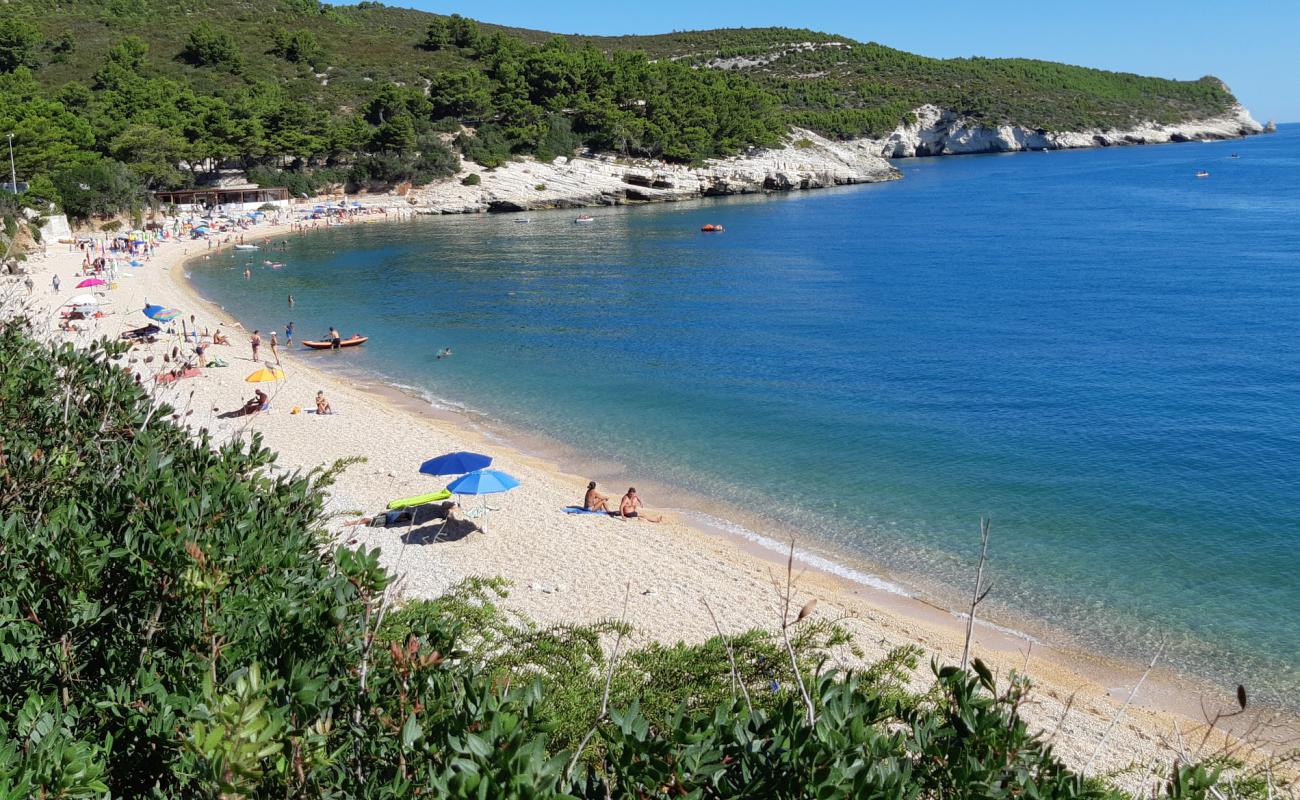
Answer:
[331, 0, 1298, 122]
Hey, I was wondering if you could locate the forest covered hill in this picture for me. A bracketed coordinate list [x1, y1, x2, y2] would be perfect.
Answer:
[0, 0, 1242, 216]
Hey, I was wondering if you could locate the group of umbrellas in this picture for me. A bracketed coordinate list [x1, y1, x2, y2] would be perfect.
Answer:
[419, 451, 519, 533]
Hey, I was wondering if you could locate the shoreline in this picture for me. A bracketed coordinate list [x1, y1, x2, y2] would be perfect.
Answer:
[12, 206, 1295, 789]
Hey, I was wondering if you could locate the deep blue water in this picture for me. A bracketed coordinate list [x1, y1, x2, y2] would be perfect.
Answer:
[191, 127, 1300, 706]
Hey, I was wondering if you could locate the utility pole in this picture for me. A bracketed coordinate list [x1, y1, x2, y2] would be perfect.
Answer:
[6, 133, 15, 195]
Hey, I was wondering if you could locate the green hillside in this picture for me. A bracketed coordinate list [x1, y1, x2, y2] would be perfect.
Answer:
[0, 0, 1239, 217]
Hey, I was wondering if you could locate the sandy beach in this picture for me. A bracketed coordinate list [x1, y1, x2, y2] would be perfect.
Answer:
[8, 205, 1295, 792]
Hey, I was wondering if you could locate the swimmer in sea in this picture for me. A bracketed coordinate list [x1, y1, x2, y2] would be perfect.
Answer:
[437, 347, 453, 360]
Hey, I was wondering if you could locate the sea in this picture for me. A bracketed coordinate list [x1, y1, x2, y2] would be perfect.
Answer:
[189, 125, 1300, 709]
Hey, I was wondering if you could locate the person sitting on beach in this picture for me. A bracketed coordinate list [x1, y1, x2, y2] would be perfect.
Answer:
[212, 329, 230, 345]
[243, 388, 269, 415]
[315, 390, 332, 415]
[584, 481, 610, 513]
[618, 488, 663, 522]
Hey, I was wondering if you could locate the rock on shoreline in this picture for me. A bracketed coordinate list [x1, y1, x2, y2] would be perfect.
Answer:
[408, 105, 1263, 215]
[411, 129, 901, 214]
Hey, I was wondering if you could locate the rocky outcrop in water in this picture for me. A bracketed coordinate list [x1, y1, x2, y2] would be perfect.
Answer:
[874, 103, 1263, 158]
[410, 129, 900, 214]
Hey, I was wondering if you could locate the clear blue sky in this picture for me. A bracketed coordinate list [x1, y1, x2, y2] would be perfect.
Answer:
[331, 0, 1297, 122]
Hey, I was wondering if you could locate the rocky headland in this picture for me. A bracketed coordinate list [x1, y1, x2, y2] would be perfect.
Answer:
[407, 104, 1264, 215]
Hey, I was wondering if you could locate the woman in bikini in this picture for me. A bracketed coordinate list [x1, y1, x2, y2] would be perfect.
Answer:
[584, 481, 611, 513]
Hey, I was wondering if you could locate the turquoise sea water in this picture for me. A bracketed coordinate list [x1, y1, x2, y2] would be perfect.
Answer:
[190, 127, 1300, 707]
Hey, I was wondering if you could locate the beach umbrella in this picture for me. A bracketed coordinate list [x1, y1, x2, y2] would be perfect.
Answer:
[446, 469, 519, 533]
[66, 294, 98, 307]
[75, 277, 107, 288]
[143, 304, 180, 322]
[419, 451, 492, 476]
[245, 367, 286, 383]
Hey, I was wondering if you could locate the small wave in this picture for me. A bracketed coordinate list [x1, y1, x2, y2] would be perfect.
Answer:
[681, 510, 913, 598]
[951, 611, 1040, 644]
[389, 381, 472, 413]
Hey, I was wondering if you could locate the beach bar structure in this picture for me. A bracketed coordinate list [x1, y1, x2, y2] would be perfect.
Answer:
[152, 186, 290, 213]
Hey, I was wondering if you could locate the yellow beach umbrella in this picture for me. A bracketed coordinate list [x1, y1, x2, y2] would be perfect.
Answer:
[245, 367, 286, 383]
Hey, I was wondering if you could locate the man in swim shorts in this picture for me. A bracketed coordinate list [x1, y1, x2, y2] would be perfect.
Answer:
[619, 488, 662, 522]
[329, 326, 341, 349]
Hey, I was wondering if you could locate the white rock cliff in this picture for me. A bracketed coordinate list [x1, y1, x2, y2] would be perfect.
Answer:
[407, 104, 1262, 214]
[876, 103, 1263, 158]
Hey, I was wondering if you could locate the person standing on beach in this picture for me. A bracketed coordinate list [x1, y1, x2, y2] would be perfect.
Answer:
[24, 275, 34, 295]
[251, 330, 261, 362]
[269, 331, 280, 365]
[51, 274, 60, 292]
[285, 321, 294, 346]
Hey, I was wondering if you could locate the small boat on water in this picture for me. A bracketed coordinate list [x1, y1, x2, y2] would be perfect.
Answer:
[1195, 170, 1210, 178]
[234, 244, 259, 250]
[301, 336, 368, 350]
[701, 224, 724, 232]
[1230, 153, 1240, 159]
[574, 215, 595, 224]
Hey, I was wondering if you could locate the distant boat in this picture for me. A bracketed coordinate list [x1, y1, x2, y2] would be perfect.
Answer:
[234, 244, 259, 250]
[515, 218, 531, 223]
[301, 336, 368, 350]
[1230, 153, 1240, 159]
[701, 224, 724, 232]
[574, 215, 594, 224]
[1195, 170, 1210, 178]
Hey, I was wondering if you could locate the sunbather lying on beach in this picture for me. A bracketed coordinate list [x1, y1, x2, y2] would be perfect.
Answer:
[242, 389, 269, 415]
[584, 481, 610, 513]
[618, 488, 662, 523]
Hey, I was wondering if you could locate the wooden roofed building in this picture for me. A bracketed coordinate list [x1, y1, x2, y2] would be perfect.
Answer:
[152, 186, 290, 213]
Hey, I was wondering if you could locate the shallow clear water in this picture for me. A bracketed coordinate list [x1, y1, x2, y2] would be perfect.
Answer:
[191, 127, 1300, 707]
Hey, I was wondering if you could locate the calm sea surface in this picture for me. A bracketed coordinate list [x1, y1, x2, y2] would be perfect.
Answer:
[191, 126, 1300, 707]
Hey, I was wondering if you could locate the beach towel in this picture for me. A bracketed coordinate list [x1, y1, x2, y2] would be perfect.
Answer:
[563, 506, 607, 515]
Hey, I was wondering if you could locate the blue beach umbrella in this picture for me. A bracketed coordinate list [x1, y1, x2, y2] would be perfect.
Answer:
[419, 451, 492, 476]
[447, 469, 519, 495]
[143, 304, 180, 322]
[446, 469, 519, 533]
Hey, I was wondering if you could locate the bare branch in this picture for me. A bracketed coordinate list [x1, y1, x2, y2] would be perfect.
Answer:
[960, 516, 992, 671]
[1084, 642, 1164, 777]
[703, 599, 753, 716]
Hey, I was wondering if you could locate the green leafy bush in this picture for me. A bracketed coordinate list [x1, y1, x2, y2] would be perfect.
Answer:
[460, 172, 481, 185]
[182, 22, 245, 72]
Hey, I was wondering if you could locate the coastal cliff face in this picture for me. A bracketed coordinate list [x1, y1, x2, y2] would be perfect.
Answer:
[408, 105, 1262, 214]
[876, 103, 1263, 157]
[411, 129, 901, 214]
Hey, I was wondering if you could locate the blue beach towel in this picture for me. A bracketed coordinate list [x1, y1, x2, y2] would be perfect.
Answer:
[563, 506, 607, 515]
